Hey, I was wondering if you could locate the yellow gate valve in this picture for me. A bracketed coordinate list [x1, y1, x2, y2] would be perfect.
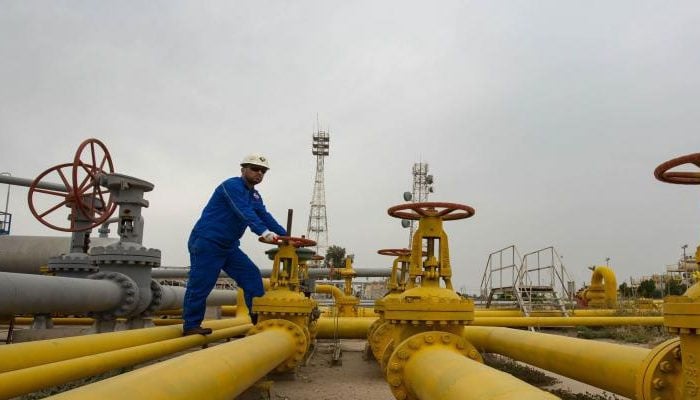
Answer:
[333, 257, 360, 317]
[374, 248, 413, 317]
[652, 152, 700, 400]
[376, 202, 476, 371]
[253, 236, 317, 331]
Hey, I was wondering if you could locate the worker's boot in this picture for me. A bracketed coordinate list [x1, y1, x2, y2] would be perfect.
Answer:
[183, 326, 213, 336]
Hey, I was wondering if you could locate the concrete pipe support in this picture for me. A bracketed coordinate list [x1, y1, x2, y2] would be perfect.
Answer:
[0, 322, 252, 400]
[0, 271, 123, 315]
[45, 319, 307, 400]
[462, 326, 650, 399]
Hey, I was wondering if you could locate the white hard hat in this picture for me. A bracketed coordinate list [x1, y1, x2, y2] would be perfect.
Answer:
[240, 153, 270, 169]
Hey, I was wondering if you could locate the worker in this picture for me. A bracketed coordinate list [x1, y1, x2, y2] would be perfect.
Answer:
[182, 153, 287, 335]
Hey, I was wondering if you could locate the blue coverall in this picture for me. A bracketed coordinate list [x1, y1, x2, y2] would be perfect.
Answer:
[183, 176, 287, 330]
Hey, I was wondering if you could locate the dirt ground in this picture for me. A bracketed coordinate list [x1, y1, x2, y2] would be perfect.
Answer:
[266, 339, 393, 400]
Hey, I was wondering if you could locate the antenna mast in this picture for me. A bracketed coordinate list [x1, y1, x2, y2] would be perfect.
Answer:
[307, 121, 330, 260]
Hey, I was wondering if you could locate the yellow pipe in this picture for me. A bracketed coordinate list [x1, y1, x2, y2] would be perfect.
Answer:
[0, 317, 250, 373]
[462, 326, 650, 398]
[587, 266, 617, 308]
[472, 316, 663, 327]
[0, 323, 253, 400]
[316, 317, 376, 338]
[474, 309, 631, 317]
[403, 346, 558, 400]
[45, 325, 298, 400]
[316, 284, 344, 300]
[12, 317, 184, 326]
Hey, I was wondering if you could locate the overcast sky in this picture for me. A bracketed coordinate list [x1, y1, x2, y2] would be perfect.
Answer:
[2, 1, 700, 294]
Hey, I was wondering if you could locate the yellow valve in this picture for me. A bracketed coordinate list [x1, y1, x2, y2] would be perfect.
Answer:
[376, 202, 477, 383]
[655, 152, 700, 399]
[254, 236, 317, 330]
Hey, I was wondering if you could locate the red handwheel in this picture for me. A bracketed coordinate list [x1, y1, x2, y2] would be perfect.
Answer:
[72, 138, 117, 224]
[28, 163, 83, 232]
[259, 235, 318, 248]
[654, 153, 700, 185]
[387, 202, 475, 221]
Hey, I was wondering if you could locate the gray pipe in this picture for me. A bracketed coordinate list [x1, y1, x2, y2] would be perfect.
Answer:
[0, 174, 66, 192]
[151, 267, 391, 279]
[0, 272, 122, 315]
[158, 286, 237, 310]
[0, 236, 118, 274]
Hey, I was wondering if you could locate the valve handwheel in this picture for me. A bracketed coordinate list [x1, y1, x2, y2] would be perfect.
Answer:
[387, 202, 475, 221]
[654, 153, 700, 185]
[28, 163, 83, 232]
[377, 248, 412, 257]
[72, 138, 117, 223]
[259, 235, 317, 248]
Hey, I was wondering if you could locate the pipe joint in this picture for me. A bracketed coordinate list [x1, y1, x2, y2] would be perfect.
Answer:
[385, 331, 482, 400]
[247, 319, 309, 373]
[87, 271, 140, 319]
[140, 280, 163, 316]
[635, 338, 682, 400]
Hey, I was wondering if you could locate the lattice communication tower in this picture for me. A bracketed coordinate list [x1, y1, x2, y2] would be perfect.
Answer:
[306, 127, 330, 260]
[408, 162, 433, 243]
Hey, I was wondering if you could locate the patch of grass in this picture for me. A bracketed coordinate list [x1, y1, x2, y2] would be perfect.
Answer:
[19, 367, 133, 399]
[548, 388, 620, 400]
[483, 354, 559, 387]
[576, 325, 669, 344]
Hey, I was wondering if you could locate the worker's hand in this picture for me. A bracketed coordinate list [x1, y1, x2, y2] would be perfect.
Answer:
[262, 230, 278, 242]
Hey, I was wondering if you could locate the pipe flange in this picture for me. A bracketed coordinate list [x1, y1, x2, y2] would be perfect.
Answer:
[370, 320, 394, 362]
[635, 337, 683, 400]
[87, 271, 140, 319]
[385, 331, 482, 400]
[141, 280, 163, 316]
[246, 319, 308, 373]
[367, 318, 384, 341]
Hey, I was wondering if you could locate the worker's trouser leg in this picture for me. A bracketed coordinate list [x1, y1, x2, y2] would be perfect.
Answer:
[183, 236, 263, 330]
[221, 247, 264, 321]
[183, 236, 226, 330]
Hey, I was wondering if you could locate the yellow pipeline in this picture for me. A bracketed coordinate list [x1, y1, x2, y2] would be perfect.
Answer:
[0, 323, 253, 400]
[46, 322, 300, 400]
[463, 326, 650, 398]
[472, 316, 663, 327]
[474, 309, 631, 317]
[586, 265, 618, 308]
[316, 317, 376, 338]
[0, 317, 250, 373]
[402, 345, 558, 400]
[316, 283, 344, 300]
[12, 317, 183, 326]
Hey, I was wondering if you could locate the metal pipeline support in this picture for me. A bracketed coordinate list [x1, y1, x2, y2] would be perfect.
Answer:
[0, 322, 253, 400]
[0, 271, 125, 315]
[316, 317, 376, 339]
[385, 331, 557, 400]
[45, 319, 307, 400]
[0, 318, 248, 373]
[472, 316, 664, 327]
[462, 326, 650, 399]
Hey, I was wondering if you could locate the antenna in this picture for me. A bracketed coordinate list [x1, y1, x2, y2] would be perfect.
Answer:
[306, 119, 330, 261]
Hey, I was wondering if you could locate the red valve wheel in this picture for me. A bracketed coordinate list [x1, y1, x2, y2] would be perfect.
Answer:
[258, 235, 317, 248]
[72, 138, 117, 223]
[28, 163, 103, 232]
[311, 255, 325, 261]
[377, 248, 412, 257]
[654, 153, 700, 185]
[387, 202, 475, 221]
